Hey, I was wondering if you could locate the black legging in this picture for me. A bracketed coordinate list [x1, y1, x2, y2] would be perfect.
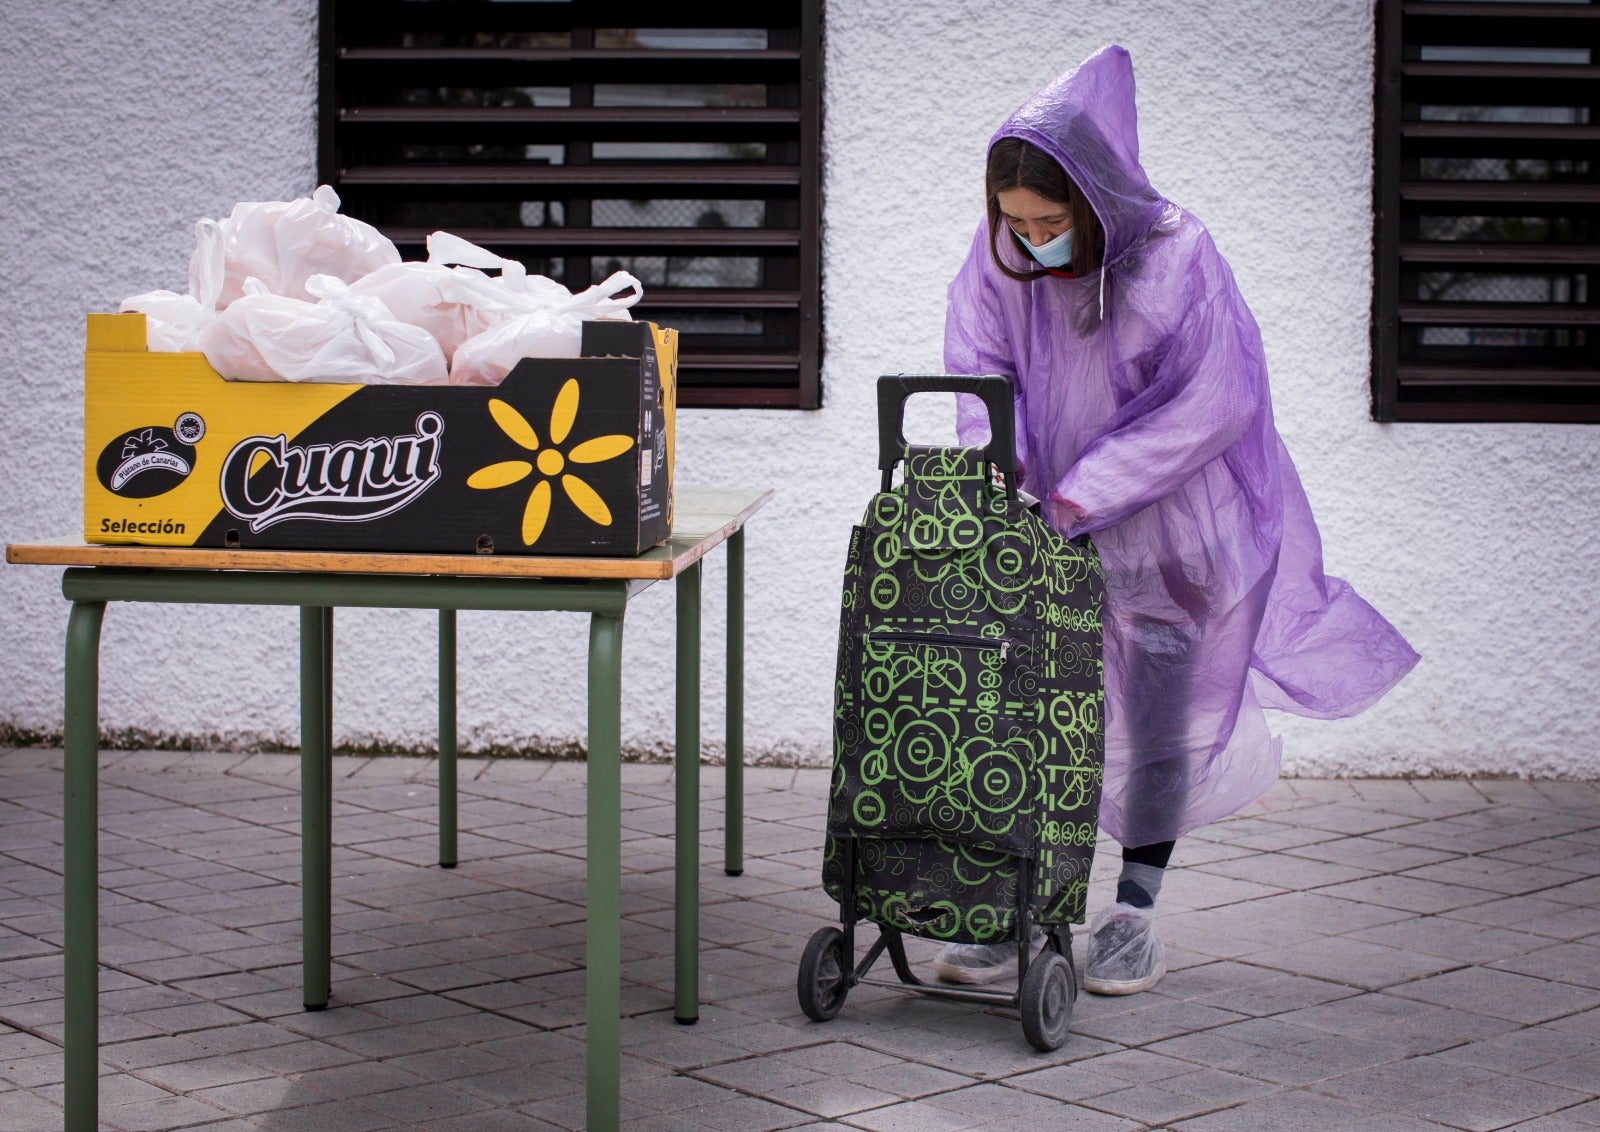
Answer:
[1124, 840, 1174, 869]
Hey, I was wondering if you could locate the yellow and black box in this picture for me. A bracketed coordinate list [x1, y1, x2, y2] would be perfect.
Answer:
[84, 314, 676, 556]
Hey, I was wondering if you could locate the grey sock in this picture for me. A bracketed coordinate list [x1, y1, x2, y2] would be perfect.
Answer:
[1116, 861, 1166, 909]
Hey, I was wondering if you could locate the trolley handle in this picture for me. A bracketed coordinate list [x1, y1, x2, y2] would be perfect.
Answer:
[877, 373, 1018, 499]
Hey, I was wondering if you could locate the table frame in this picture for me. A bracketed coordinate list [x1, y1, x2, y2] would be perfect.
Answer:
[15, 486, 768, 1132]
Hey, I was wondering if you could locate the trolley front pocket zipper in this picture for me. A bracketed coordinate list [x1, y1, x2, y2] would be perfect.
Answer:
[864, 630, 1014, 662]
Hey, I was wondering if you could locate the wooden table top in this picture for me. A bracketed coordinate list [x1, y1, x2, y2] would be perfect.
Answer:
[7, 486, 772, 582]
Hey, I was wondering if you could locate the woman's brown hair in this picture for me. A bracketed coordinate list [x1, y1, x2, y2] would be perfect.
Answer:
[985, 137, 1105, 281]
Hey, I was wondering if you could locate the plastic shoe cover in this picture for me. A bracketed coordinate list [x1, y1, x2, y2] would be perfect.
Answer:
[933, 929, 1049, 985]
[1084, 905, 1166, 995]
[932, 941, 1015, 985]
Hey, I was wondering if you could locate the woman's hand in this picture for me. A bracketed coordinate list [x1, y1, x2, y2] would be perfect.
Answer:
[1044, 493, 1089, 534]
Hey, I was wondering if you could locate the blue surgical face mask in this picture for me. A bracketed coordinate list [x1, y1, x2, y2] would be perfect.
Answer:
[1016, 226, 1075, 269]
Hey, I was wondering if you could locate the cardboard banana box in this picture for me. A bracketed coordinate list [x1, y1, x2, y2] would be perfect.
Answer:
[83, 313, 676, 556]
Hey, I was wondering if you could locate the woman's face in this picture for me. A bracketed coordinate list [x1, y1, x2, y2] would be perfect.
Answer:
[997, 186, 1073, 248]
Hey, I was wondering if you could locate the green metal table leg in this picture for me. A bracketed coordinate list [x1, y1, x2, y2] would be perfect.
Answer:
[322, 608, 334, 993]
[63, 599, 105, 1132]
[675, 559, 702, 1024]
[586, 609, 625, 1132]
[725, 528, 745, 877]
[300, 606, 331, 1010]
[439, 609, 458, 868]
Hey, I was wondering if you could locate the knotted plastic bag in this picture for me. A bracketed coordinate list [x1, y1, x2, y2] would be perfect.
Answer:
[190, 185, 400, 309]
[196, 275, 448, 385]
[448, 269, 643, 386]
[344, 232, 546, 362]
[425, 230, 574, 306]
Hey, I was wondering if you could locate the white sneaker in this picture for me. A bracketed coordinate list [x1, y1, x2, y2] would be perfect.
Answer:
[1084, 905, 1166, 995]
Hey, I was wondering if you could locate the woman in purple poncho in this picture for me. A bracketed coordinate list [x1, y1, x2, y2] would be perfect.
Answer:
[932, 46, 1419, 993]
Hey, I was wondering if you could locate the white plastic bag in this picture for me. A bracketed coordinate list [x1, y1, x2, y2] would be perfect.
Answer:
[119, 290, 208, 352]
[196, 275, 448, 385]
[343, 262, 501, 363]
[120, 220, 229, 351]
[448, 270, 643, 387]
[344, 233, 536, 361]
[424, 230, 574, 305]
[190, 185, 400, 309]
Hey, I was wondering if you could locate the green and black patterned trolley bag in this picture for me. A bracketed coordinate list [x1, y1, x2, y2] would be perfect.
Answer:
[822, 375, 1105, 946]
[799, 376, 1103, 1049]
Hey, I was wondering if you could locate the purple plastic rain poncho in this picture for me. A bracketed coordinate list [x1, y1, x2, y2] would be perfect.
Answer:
[946, 45, 1419, 848]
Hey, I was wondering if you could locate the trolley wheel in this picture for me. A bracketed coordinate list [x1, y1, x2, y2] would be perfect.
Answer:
[797, 926, 850, 1022]
[1020, 950, 1075, 1051]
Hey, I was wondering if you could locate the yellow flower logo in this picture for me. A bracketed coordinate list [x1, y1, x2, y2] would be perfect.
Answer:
[467, 379, 635, 547]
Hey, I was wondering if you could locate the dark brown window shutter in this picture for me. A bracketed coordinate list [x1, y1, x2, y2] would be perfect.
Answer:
[320, 1, 822, 408]
[1374, 0, 1600, 422]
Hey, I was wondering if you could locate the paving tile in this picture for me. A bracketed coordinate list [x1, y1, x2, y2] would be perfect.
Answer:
[1070, 997, 1249, 1047]
[1559, 1098, 1600, 1125]
[0, 1090, 64, 1128]
[694, 1054, 825, 1092]
[5, 751, 1599, 1131]
[1271, 993, 1523, 1054]
[129, 1056, 272, 1094]
[925, 1080, 1094, 1122]
[1077, 1082, 1233, 1125]
[1161, 1066, 1281, 1106]
[762, 1075, 905, 1118]
[1396, 1075, 1595, 1131]
[677, 1092, 825, 1131]
[1491, 942, 1600, 990]
[837, 1099, 988, 1132]
[426, 1108, 571, 1131]
[1164, 870, 1286, 909]
[1347, 916, 1555, 966]
[231, 1099, 398, 1131]
[1212, 1031, 1409, 1087]
[1161, 960, 1359, 1017]
[1434, 1026, 1600, 1073]
[1401, 857, 1591, 898]
[1387, 966, 1600, 1024]
[992, 1055, 1120, 1100]
[846, 1058, 975, 1099]
[1516, 1046, 1600, 1093]
[1167, 1087, 1405, 1131]
[1141, 1026, 1288, 1070]
[1008, 1049, 1201, 1101]
[354, 1081, 498, 1123]
[1439, 893, 1592, 932]
[1314, 1052, 1499, 1104]
[1508, 1113, 1600, 1131]
[1185, 850, 1374, 891]
[1313, 873, 1502, 915]
[1246, 933, 1463, 991]
[457, 1063, 578, 1106]
[98, 1101, 231, 1132]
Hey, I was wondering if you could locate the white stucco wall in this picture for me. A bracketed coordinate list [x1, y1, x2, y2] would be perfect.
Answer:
[2, 1, 1594, 777]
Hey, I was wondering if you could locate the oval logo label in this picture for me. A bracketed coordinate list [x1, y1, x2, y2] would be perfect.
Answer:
[97, 425, 197, 498]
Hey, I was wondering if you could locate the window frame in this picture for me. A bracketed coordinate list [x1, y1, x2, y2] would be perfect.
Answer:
[318, 1, 823, 409]
[1372, 0, 1600, 423]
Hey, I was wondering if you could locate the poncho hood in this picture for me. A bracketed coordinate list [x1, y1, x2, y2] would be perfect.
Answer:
[992, 44, 1168, 268]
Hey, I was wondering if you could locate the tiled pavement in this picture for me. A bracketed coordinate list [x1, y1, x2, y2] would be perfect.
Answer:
[0, 749, 1597, 1131]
